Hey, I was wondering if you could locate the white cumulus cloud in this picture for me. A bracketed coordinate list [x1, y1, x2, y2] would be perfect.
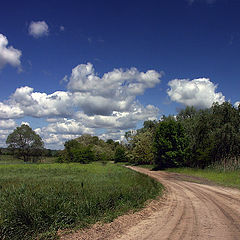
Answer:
[0, 63, 162, 148]
[167, 78, 225, 108]
[68, 63, 161, 115]
[28, 21, 49, 38]
[234, 101, 240, 108]
[0, 102, 24, 119]
[0, 119, 16, 129]
[10, 86, 72, 117]
[0, 34, 22, 69]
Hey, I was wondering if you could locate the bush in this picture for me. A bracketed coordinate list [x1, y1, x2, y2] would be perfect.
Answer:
[114, 146, 127, 163]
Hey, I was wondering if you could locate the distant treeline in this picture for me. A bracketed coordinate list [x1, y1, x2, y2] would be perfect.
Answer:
[53, 102, 240, 170]
[0, 147, 60, 158]
[57, 135, 124, 163]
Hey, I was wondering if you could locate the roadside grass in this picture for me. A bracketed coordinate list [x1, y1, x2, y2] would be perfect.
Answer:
[167, 167, 240, 189]
[136, 164, 158, 170]
[0, 162, 163, 240]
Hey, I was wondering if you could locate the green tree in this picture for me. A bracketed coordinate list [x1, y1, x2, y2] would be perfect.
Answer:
[60, 139, 95, 163]
[114, 145, 127, 163]
[131, 131, 155, 164]
[154, 118, 188, 169]
[6, 124, 44, 162]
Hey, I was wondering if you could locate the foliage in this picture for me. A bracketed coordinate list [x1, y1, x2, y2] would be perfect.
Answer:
[6, 124, 44, 162]
[125, 102, 240, 170]
[154, 117, 188, 169]
[130, 131, 155, 164]
[59, 135, 119, 163]
[58, 139, 95, 163]
[0, 163, 163, 240]
[177, 102, 240, 168]
[114, 145, 127, 163]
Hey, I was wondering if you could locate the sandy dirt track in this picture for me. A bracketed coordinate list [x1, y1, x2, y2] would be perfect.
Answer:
[60, 166, 240, 240]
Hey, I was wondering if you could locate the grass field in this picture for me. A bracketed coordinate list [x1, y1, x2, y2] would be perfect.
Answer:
[0, 155, 57, 164]
[0, 154, 24, 164]
[0, 162, 163, 240]
[167, 168, 240, 189]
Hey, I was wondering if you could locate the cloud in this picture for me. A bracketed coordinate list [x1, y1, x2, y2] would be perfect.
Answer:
[28, 21, 49, 38]
[34, 128, 78, 148]
[0, 102, 24, 119]
[0, 119, 17, 147]
[0, 63, 162, 148]
[10, 86, 72, 118]
[0, 119, 16, 129]
[167, 78, 225, 108]
[21, 121, 30, 126]
[33, 101, 159, 149]
[60, 26, 65, 31]
[74, 104, 159, 130]
[68, 63, 161, 115]
[0, 34, 22, 69]
[234, 101, 240, 108]
[99, 130, 127, 142]
[60, 75, 68, 84]
[41, 118, 94, 135]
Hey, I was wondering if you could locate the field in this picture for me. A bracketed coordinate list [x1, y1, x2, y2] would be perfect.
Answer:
[0, 155, 57, 164]
[0, 154, 24, 164]
[167, 167, 240, 189]
[0, 162, 163, 240]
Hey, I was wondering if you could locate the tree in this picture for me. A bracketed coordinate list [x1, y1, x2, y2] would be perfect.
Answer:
[131, 131, 155, 165]
[6, 124, 44, 162]
[154, 118, 188, 169]
[114, 145, 127, 163]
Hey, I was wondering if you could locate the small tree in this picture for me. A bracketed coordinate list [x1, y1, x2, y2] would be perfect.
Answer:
[6, 124, 44, 162]
[154, 118, 188, 169]
[114, 145, 127, 163]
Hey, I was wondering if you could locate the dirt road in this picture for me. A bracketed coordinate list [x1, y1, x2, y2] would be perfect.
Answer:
[61, 166, 240, 240]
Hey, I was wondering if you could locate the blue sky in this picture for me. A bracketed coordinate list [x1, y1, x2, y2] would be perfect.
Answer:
[0, 0, 239, 149]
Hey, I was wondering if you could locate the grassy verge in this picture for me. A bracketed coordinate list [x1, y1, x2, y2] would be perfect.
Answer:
[135, 164, 158, 170]
[167, 167, 240, 189]
[0, 162, 163, 240]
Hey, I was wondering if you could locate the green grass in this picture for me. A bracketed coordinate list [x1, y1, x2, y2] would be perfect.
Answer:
[0, 155, 24, 164]
[0, 162, 163, 240]
[0, 155, 57, 164]
[135, 164, 157, 170]
[167, 167, 240, 188]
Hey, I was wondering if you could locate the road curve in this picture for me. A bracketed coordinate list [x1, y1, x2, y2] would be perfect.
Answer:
[114, 166, 240, 240]
[60, 166, 240, 240]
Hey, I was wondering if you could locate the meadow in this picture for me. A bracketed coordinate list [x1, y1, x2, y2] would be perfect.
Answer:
[0, 162, 163, 240]
[0, 155, 57, 164]
[167, 167, 240, 189]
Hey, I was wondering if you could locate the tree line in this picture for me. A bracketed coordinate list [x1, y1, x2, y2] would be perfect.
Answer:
[125, 102, 240, 170]
[57, 135, 123, 163]
[4, 102, 240, 169]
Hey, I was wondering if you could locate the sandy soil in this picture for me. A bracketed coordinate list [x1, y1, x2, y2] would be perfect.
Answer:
[60, 166, 240, 240]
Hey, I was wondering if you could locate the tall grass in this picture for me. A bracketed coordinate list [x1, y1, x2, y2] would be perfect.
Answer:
[0, 163, 163, 240]
[0, 155, 24, 164]
[167, 167, 240, 188]
[0, 155, 57, 164]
